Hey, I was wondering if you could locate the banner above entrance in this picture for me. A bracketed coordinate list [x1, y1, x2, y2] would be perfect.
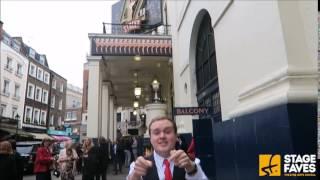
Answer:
[173, 107, 212, 116]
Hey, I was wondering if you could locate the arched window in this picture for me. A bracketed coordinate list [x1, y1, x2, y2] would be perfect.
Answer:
[196, 13, 221, 122]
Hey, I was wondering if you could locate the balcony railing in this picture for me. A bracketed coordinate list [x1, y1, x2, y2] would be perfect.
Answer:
[102, 23, 171, 36]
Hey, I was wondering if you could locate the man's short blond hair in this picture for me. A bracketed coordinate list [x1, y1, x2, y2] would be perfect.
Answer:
[148, 116, 177, 135]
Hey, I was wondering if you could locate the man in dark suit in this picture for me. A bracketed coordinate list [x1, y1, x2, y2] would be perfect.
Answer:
[10, 140, 24, 180]
[98, 136, 109, 180]
[111, 139, 125, 175]
[127, 116, 208, 180]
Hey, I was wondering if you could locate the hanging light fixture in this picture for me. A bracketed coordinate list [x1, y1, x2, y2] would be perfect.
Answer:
[134, 87, 142, 98]
[133, 100, 139, 108]
[134, 55, 141, 61]
[133, 110, 137, 116]
[134, 70, 142, 98]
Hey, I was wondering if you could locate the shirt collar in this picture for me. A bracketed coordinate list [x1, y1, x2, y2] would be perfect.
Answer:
[153, 150, 172, 167]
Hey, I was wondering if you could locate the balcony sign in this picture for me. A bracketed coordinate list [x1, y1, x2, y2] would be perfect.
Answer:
[173, 107, 212, 116]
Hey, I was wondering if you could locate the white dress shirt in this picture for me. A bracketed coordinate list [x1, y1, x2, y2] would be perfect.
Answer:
[127, 150, 208, 180]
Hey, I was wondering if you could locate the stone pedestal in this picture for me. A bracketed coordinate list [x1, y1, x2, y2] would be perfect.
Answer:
[145, 103, 167, 137]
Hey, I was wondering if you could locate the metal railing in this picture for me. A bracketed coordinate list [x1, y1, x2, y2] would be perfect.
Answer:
[102, 23, 171, 36]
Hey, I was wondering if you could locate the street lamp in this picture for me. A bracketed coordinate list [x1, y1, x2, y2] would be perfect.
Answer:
[15, 114, 20, 139]
[151, 78, 160, 103]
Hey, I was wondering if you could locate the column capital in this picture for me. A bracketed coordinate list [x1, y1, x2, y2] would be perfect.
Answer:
[87, 56, 102, 62]
[102, 80, 114, 94]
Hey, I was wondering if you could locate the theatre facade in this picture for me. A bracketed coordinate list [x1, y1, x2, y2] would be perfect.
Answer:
[86, 0, 317, 179]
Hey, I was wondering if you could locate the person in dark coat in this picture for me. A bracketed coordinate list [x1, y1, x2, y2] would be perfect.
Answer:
[75, 143, 83, 174]
[175, 135, 188, 152]
[111, 139, 125, 175]
[98, 136, 109, 180]
[0, 140, 17, 180]
[10, 140, 24, 180]
[82, 138, 100, 180]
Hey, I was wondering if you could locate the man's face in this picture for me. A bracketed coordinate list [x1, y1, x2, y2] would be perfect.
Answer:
[150, 119, 177, 157]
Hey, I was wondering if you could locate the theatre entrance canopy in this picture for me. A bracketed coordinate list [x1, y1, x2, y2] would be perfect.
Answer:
[88, 26, 172, 108]
[86, 24, 173, 138]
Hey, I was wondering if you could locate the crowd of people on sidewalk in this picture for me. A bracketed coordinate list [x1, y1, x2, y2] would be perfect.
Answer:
[0, 135, 141, 180]
[0, 117, 197, 180]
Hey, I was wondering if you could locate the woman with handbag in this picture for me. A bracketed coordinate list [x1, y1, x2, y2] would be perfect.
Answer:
[58, 148, 77, 180]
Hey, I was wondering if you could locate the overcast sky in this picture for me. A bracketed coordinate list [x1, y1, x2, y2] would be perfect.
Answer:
[1, 0, 117, 88]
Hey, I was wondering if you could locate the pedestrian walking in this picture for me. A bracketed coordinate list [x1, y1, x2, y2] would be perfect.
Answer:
[124, 138, 131, 167]
[34, 138, 54, 180]
[98, 136, 109, 180]
[75, 143, 83, 174]
[58, 141, 78, 180]
[58, 148, 77, 180]
[0, 140, 17, 180]
[82, 138, 100, 180]
[131, 136, 138, 161]
[10, 140, 24, 180]
[111, 139, 124, 175]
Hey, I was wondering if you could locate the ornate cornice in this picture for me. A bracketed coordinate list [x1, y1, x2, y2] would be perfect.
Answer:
[90, 35, 172, 56]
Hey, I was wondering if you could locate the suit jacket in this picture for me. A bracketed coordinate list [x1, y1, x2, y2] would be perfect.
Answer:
[142, 154, 186, 180]
[0, 154, 18, 180]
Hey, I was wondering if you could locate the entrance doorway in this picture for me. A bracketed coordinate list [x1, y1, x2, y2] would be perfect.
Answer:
[193, 12, 221, 179]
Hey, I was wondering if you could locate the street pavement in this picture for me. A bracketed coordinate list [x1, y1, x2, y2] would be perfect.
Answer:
[23, 167, 129, 180]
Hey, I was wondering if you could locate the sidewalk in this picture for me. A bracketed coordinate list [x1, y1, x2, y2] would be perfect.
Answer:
[106, 166, 129, 180]
[24, 167, 129, 180]
[57, 168, 129, 180]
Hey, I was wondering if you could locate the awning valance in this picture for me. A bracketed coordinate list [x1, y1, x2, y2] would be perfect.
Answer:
[51, 135, 71, 141]
[29, 132, 54, 140]
[0, 127, 34, 139]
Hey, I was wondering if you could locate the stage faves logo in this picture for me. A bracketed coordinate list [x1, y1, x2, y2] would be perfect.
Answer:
[283, 154, 316, 177]
[259, 154, 281, 176]
[259, 154, 317, 177]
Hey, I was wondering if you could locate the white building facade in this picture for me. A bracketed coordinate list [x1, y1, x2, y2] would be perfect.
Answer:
[65, 83, 82, 139]
[168, 0, 317, 179]
[0, 33, 29, 128]
[86, 0, 317, 179]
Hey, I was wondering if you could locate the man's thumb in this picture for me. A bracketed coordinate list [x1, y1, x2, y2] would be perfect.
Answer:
[145, 160, 153, 167]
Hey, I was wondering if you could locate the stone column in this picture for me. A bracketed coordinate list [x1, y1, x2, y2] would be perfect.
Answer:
[87, 59, 102, 138]
[109, 96, 115, 141]
[101, 82, 110, 139]
[113, 109, 117, 141]
[145, 103, 167, 137]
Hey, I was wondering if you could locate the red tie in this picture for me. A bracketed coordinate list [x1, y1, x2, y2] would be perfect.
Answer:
[163, 159, 172, 180]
